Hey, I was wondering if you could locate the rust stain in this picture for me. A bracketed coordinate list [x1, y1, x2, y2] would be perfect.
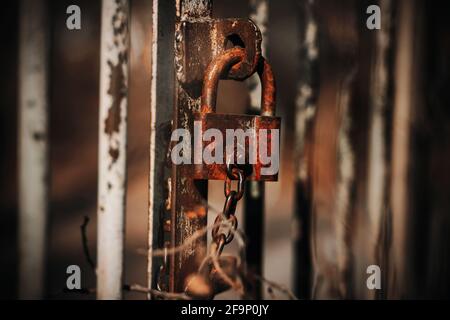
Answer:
[164, 219, 172, 232]
[185, 206, 207, 220]
[26, 99, 36, 108]
[194, 49, 279, 181]
[104, 1, 128, 169]
[111, 1, 127, 37]
[104, 56, 127, 137]
[108, 146, 120, 165]
[104, 0, 128, 137]
[33, 131, 46, 141]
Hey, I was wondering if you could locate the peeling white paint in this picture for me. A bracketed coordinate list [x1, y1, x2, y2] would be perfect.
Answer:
[295, 0, 318, 182]
[304, 19, 318, 60]
[97, 0, 130, 300]
[18, 0, 50, 300]
[366, 0, 391, 284]
[335, 75, 356, 297]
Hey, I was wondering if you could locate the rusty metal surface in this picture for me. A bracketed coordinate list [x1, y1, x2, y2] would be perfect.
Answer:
[192, 113, 280, 181]
[193, 47, 279, 181]
[149, 0, 176, 294]
[168, 2, 265, 293]
[185, 167, 246, 299]
[169, 0, 212, 293]
[200, 48, 275, 115]
[176, 19, 262, 95]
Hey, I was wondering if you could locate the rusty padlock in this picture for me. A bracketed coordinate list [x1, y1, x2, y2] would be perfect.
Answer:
[193, 47, 280, 181]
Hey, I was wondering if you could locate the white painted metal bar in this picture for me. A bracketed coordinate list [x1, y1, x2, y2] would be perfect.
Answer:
[97, 0, 130, 300]
[18, 0, 50, 300]
[366, 0, 392, 299]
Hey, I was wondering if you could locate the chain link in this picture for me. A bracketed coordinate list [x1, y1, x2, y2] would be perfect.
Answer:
[212, 166, 246, 252]
[224, 166, 245, 201]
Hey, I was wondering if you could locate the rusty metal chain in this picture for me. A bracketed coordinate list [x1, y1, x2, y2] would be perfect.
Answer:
[184, 165, 247, 299]
[211, 165, 246, 254]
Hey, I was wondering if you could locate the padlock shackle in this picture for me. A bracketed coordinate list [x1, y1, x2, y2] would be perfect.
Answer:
[201, 47, 276, 116]
[257, 57, 276, 116]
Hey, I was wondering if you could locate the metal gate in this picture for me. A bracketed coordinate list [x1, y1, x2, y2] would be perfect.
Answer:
[10, 0, 450, 300]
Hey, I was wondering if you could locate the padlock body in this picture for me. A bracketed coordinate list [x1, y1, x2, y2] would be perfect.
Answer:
[192, 112, 280, 181]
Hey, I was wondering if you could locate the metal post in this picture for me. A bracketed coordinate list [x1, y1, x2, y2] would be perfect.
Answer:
[247, 0, 268, 110]
[244, 0, 268, 300]
[293, 0, 318, 299]
[148, 0, 176, 294]
[366, 0, 393, 300]
[389, 0, 423, 298]
[18, 0, 50, 300]
[306, 1, 357, 299]
[169, 0, 212, 293]
[153, 0, 262, 294]
[97, 0, 130, 300]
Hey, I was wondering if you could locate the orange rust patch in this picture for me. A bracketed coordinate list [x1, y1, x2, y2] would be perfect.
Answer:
[185, 206, 207, 219]
[104, 54, 127, 137]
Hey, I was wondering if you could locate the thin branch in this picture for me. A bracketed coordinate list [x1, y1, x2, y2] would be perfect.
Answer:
[61, 284, 190, 300]
[124, 284, 191, 300]
[81, 216, 96, 272]
[150, 205, 230, 257]
[77, 198, 294, 300]
[211, 252, 245, 297]
[231, 226, 298, 300]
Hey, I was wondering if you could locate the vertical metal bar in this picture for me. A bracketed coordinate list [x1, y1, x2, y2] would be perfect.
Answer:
[307, 0, 357, 299]
[18, 0, 50, 300]
[97, 0, 130, 300]
[148, 0, 175, 294]
[293, 0, 318, 299]
[244, 0, 268, 300]
[366, 0, 393, 300]
[170, 0, 212, 293]
[389, 0, 423, 298]
[243, 181, 264, 299]
[247, 0, 268, 110]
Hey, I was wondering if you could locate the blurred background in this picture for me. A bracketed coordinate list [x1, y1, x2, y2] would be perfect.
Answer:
[1, 0, 450, 299]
